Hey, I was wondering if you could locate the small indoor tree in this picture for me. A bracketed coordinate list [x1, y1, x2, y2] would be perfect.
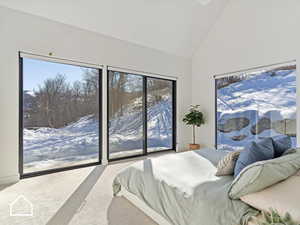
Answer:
[183, 105, 205, 150]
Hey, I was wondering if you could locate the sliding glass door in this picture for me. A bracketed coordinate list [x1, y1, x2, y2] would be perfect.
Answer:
[108, 70, 176, 160]
[108, 71, 144, 159]
[20, 56, 102, 176]
[147, 78, 174, 152]
[20, 57, 175, 174]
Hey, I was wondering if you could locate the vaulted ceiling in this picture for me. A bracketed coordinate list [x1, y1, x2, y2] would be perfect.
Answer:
[0, 0, 230, 58]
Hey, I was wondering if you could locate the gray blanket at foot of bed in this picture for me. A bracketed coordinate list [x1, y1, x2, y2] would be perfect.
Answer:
[113, 148, 258, 225]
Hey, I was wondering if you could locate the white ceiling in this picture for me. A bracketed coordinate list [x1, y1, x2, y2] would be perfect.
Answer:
[0, 0, 229, 58]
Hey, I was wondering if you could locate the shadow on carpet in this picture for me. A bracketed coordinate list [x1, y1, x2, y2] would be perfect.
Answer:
[108, 196, 158, 225]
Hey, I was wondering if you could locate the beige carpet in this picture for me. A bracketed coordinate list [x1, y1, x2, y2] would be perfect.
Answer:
[0, 156, 162, 225]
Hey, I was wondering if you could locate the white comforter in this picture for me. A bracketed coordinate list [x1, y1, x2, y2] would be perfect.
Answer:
[113, 149, 257, 225]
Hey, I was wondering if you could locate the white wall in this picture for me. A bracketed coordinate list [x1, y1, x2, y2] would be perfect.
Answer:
[0, 6, 192, 184]
[192, 0, 300, 148]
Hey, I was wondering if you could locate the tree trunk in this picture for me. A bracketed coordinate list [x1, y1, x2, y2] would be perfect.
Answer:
[193, 125, 195, 144]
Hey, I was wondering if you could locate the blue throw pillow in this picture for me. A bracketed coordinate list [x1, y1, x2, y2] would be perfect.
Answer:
[234, 137, 275, 177]
[272, 135, 292, 157]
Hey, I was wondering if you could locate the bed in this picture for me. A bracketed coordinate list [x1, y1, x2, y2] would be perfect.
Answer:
[113, 148, 259, 225]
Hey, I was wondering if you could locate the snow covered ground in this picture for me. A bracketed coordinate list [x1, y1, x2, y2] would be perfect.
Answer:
[23, 98, 173, 171]
[23, 115, 99, 173]
[217, 69, 296, 151]
[109, 98, 173, 158]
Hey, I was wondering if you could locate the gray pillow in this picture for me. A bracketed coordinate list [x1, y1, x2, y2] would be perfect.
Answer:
[229, 149, 300, 199]
[272, 135, 292, 157]
[234, 138, 274, 177]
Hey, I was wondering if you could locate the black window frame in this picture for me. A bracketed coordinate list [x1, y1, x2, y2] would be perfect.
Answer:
[107, 70, 177, 161]
[214, 78, 218, 149]
[19, 53, 103, 178]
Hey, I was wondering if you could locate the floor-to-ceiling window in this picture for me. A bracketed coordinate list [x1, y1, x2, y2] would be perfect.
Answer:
[108, 70, 176, 160]
[108, 71, 144, 159]
[20, 55, 102, 176]
[147, 77, 174, 153]
[215, 61, 296, 151]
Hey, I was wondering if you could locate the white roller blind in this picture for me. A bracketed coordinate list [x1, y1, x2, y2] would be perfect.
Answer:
[214, 60, 296, 80]
[20, 51, 103, 69]
[107, 66, 178, 81]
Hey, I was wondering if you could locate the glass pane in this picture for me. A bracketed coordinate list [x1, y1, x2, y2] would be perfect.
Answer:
[23, 58, 100, 173]
[108, 71, 144, 159]
[147, 78, 173, 152]
[216, 63, 297, 151]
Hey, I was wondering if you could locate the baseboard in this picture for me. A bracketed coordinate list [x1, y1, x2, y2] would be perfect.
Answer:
[102, 159, 109, 165]
[0, 174, 20, 186]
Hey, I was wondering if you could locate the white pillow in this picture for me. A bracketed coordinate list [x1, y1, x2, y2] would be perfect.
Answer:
[241, 173, 300, 223]
[215, 151, 240, 176]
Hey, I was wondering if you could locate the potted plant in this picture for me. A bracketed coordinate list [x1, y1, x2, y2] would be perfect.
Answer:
[183, 105, 205, 150]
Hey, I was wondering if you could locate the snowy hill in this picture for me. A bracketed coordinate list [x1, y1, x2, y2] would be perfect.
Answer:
[23, 115, 99, 172]
[217, 69, 296, 150]
[24, 97, 172, 170]
[109, 98, 172, 157]
[109, 98, 173, 156]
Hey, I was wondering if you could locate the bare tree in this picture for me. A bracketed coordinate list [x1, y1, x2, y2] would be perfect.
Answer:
[25, 70, 100, 129]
